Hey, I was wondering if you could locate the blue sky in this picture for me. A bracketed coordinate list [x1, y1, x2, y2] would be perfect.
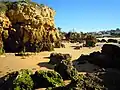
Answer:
[33, 0, 120, 32]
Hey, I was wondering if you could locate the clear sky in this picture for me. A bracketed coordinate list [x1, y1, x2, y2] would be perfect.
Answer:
[33, 0, 120, 32]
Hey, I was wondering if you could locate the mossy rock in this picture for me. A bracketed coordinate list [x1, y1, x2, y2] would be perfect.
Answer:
[0, 69, 33, 90]
[32, 70, 64, 88]
[54, 60, 79, 80]
[13, 69, 34, 90]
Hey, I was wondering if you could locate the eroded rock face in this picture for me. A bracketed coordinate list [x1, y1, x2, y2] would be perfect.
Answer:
[0, 1, 60, 52]
[0, 13, 11, 53]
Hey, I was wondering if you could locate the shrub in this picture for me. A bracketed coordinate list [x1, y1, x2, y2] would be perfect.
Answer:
[85, 40, 96, 47]
[84, 35, 96, 47]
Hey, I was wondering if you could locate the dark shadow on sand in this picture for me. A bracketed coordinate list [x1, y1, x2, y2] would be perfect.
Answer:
[70, 46, 78, 48]
[37, 62, 55, 69]
[43, 57, 50, 59]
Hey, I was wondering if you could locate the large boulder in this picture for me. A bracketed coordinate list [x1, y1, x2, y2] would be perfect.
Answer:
[77, 44, 120, 70]
[54, 60, 79, 80]
[49, 53, 71, 65]
[32, 70, 64, 88]
[102, 44, 120, 58]
[101, 44, 120, 69]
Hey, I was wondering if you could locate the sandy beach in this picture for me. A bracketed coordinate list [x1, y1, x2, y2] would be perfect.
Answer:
[0, 42, 101, 77]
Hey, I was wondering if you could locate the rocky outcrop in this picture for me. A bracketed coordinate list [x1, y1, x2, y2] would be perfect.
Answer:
[101, 44, 120, 58]
[54, 60, 79, 80]
[0, 1, 60, 52]
[49, 53, 72, 65]
[66, 73, 105, 90]
[0, 69, 64, 90]
[0, 69, 33, 90]
[46, 68, 120, 90]
[77, 44, 120, 70]
[13, 69, 34, 90]
[32, 70, 64, 88]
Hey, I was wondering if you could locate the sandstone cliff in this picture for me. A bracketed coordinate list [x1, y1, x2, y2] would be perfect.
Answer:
[0, 1, 60, 52]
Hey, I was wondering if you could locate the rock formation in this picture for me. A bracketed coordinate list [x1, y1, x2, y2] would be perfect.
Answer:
[0, 0, 60, 52]
[32, 70, 64, 88]
[49, 53, 71, 65]
[0, 69, 64, 90]
[54, 60, 79, 80]
[77, 44, 120, 70]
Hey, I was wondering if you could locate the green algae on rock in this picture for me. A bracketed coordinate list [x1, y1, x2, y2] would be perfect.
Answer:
[13, 69, 34, 90]
[32, 70, 64, 88]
